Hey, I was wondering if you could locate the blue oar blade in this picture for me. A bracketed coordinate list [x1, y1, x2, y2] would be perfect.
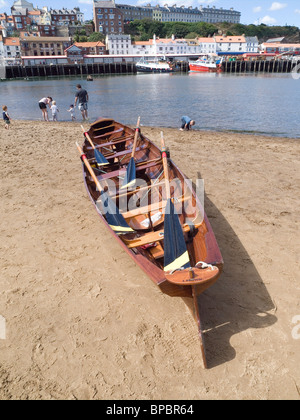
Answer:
[94, 148, 109, 167]
[163, 199, 190, 272]
[97, 191, 134, 234]
[121, 157, 136, 189]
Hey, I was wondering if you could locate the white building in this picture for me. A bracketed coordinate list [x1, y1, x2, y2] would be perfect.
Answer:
[11, 0, 34, 15]
[131, 39, 154, 55]
[245, 36, 259, 53]
[40, 7, 52, 25]
[106, 34, 132, 55]
[131, 35, 203, 56]
[214, 35, 247, 54]
[2, 37, 21, 64]
[196, 37, 217, 54]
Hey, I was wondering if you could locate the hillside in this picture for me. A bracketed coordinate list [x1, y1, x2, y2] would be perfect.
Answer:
[125, 19, 300, 42]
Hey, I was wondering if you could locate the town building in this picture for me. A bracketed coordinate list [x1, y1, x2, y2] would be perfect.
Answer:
[115, 4, 152, 23]
[152, 5, 202, 23]
[200, 6, 240, 24]
[19, 36, 72, 56]
[260, 42, 300, 55]
[2, 37, 21, 64]
[93, 1, 124, 35]
[50, 8, 84, 26]
[74, 41, 106, 55]
[245, 37, 259, 53]
[215, 35, 247, 55]
[196, 37, 217, 55]
[106, 34, 131, 55]
[116, 3, 240, 24]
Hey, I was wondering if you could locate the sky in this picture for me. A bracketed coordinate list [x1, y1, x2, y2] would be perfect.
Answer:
[1, 0, 300, 27]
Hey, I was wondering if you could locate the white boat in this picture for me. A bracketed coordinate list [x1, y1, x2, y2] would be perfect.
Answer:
[189, 55, 223, 73]
[136, 56, 174, 73]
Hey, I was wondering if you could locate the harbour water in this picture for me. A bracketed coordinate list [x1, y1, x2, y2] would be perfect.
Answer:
[0, 72, 299, 138]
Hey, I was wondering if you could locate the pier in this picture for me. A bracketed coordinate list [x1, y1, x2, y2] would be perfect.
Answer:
[222, 59, 300, 74]
[1, 59, 300, 79]
[2, 61, 189, 80]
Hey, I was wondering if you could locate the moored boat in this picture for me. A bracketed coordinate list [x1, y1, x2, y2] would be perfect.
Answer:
[136, 56, 174, 73]
[189, 55, 223, 73]
[76, 118, 223, 367]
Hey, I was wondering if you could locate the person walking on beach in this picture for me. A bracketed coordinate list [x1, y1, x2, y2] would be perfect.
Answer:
[180, 116, 195, 131]
[2, 105, 11, 129]
[50, 100, 59, 121]
[38, 96, 52, 121]
[74, 84, 88, 121]
[67, 104, 76, 121]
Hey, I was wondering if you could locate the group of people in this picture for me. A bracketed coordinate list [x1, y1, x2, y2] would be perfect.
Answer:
[38, 84, 89, 122]
[4, 83, 196, 131]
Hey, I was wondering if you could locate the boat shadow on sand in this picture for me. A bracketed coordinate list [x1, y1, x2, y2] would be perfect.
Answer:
[194, 180, 277, 369]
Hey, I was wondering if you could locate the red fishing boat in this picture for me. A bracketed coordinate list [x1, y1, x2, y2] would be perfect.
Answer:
[189, 55, 223, 73]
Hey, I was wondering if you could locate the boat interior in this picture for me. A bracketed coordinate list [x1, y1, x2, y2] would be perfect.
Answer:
[81, 118, 220, 273]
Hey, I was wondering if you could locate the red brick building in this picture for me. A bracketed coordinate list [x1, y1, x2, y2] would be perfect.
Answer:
[93, 0, 124, 35]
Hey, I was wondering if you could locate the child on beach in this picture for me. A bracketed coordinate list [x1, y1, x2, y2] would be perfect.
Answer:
[2, 106, 11, 129]
[67, 104, 76, 121]
[50, 101, 59, 121]
[180, 116, 195, 131]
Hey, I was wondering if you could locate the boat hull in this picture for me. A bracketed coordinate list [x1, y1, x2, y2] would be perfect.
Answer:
[136, 65, 173, 73]
[189, 63, 217, 72]
[79, 118, 223, 367]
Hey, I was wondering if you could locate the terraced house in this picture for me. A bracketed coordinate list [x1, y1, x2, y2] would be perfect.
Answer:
[115, 3, 240, 24]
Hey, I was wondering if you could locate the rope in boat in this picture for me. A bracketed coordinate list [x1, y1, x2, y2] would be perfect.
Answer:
[168, 262, 217, 275]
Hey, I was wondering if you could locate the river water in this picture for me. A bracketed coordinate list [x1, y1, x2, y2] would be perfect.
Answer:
[0, 72, 299, 138]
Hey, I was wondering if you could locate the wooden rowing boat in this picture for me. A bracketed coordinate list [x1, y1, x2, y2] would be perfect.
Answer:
[77, 117, 223, 367]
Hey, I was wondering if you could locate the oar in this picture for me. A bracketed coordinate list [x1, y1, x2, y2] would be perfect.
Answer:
[76, 142, 134, 234]
[161, 132, 191, 272]
[121, 116, 141, 189]
[81, 125, 109, 167]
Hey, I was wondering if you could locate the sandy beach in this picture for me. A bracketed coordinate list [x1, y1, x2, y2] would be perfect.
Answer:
[0, 120, 299, 400]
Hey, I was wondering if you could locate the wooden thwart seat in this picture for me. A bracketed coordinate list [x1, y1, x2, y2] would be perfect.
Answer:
[123, 222, 201, 249]
[86, 135, 135, 150]
[92, 124, 115, 133]
[121, 195, 190, 218]
[93, 127, 125, 139]
[91, 157, 162, 182]
[149, 243, 164, 259]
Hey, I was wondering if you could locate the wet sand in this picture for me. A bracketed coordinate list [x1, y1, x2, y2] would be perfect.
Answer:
[0, 120, 299, 400]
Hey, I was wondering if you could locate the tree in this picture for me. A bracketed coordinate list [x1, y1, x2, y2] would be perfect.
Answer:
[89, 32, 105, 42]
[185, 32, 199, 39]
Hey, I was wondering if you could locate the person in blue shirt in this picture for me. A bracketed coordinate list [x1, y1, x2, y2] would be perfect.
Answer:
[180, 116, 195, 131]
[2, 105, 11, 129]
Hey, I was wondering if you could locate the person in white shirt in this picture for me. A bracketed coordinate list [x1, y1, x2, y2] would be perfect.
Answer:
[67, 104, 76, 121]
[38, 96, 52, 121]
[50, 101, 59, 121]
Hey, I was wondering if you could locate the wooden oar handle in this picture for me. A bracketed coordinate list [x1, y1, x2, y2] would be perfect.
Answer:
[131, 116, 141, 158]
[76, 142, 103, 193]
[160, 132, 171, 200]
[81, 125, 95, 150]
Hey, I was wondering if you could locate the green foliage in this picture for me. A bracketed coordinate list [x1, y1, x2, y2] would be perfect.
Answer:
[88, 32, 105, 42]
[185, 32, 199, 39]
[124, 19, 299, 41]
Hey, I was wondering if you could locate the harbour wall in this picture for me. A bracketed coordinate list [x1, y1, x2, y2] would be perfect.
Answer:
[1, 59, 300, 79]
